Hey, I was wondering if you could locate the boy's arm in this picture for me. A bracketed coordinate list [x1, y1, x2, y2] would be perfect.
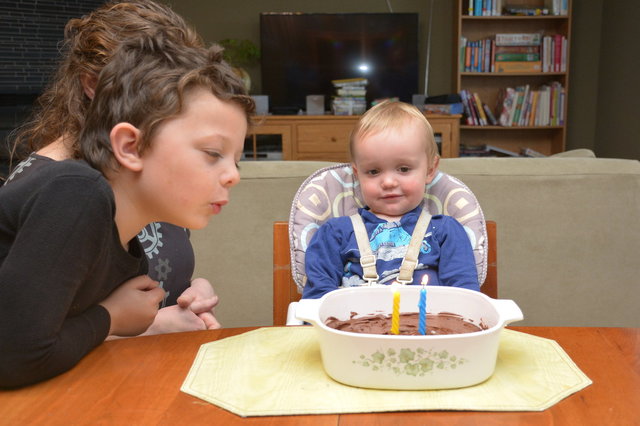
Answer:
[0, 173, 135, 388]
[436, 217, 480, 291]
[302, 222, 346, 299]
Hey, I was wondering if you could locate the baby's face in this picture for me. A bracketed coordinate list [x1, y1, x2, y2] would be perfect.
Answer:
[137, 87, 246, 229]
[352, 123, 431, 221]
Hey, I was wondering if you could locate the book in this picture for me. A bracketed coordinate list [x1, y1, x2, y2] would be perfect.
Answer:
[473, 92, 488, 125]
[553, 34, 562, 72]
[459, 90, 475, 125]
[495, 61, 542, 73]
[482, 103, 498, 125]
[331, 78, 367, 87]
[495, 52, 540, 61]
[494, 45, 540, 54]
[521, 147, 547, 157]
[529, 90, 540, 126]
[423, 103, 464, 115]
[495, 33, 542, 46]
[512, 85, 528, 126]
[336, 87, 366, 96]
[497, 87, 516, 126]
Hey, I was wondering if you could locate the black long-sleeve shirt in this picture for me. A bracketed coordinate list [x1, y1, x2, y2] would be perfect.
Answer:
[0, 160, 147, 388]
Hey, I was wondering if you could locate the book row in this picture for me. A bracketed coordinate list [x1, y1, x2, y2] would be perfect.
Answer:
[466, 0, 568, 16]
[459, 82, 565, 128]
[497, 82, 565, 127]
[460, 34, 567, 73]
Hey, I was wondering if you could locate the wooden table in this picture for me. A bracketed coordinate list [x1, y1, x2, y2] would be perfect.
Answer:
[1, 327, 638, 425]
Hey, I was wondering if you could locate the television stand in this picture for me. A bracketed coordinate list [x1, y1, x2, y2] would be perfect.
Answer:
[245, 114, 461, 161]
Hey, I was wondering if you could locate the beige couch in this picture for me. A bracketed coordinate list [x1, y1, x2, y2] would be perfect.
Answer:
[191, 150, 640, 328]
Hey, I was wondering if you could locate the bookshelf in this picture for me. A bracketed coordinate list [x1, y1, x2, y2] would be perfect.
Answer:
[454, 0, 571, 156]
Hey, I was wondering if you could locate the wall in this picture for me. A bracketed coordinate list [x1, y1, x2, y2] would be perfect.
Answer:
[594, 1, 640, 160]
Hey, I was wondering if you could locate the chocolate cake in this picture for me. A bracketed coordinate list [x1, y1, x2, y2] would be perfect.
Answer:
[325, 312, 487, 335]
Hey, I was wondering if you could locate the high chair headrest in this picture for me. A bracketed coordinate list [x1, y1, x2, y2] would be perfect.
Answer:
[288, 163, 488, 293]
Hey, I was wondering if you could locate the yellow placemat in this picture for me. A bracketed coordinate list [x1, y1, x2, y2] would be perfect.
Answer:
[181, 327, 591, 417]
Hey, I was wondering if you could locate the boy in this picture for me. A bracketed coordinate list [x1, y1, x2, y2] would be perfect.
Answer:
[0, 33, 254, 388]
[302, 101, 478, 299]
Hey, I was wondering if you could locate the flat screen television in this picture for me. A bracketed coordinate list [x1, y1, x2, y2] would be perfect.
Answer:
[260, 12, 419, 114]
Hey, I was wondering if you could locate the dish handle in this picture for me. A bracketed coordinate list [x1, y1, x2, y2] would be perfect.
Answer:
[492, 298, 524, 325]
[293, 298, 322, 325]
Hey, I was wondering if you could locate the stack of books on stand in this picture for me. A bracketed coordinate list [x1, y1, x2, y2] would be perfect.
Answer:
[331, 78, 367, 115]
[496, 82, 565, 127]
[459, 89, 497, 126]
[494, 33, 542, 73]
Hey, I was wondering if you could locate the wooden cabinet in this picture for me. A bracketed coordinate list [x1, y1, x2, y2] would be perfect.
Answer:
[246, 114, 461, 161]
[454, 0, 572, 155]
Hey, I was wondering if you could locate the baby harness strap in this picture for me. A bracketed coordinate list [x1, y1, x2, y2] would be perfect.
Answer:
[350, 209, 432, 286]
[397, 209, 432, 285]
[350, 215, 379, 285]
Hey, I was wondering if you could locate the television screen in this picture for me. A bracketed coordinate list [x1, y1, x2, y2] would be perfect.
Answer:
[260, 13, 419, 114]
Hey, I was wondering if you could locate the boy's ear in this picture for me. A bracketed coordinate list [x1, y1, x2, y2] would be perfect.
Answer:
[351, 162, 359, 179]
[425, 156, 440, 184]
[80, 73, 98, 100]
[110, 123, 143, 172]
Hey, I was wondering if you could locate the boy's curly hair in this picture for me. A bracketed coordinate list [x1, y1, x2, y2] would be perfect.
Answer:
[79, 31, 255, 173]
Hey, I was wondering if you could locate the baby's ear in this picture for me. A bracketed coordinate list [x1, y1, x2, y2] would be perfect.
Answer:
[425, 155, 440, 184]
[110, 123, 143, 172]
[351, 162, 359, 179]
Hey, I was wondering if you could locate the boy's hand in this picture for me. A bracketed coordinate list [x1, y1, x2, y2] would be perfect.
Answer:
[176, 278, 221, 329]
[140, 305, 207, 335]
[100, 275, 165, 336]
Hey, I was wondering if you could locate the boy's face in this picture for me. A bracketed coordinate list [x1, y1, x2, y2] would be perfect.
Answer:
[137, 87, 246, 229]
[352, 121, 434, 221]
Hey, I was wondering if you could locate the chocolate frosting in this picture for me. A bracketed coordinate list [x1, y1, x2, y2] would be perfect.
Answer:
[325, 312, 487, 335]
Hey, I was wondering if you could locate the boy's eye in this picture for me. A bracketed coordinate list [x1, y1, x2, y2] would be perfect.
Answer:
[398, 166, 411, 173]
[205, 151, 222, 160]
[366, 169, 380, 176]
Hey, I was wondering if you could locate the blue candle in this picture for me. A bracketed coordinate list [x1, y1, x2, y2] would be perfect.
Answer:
[418, 287, 427, 335]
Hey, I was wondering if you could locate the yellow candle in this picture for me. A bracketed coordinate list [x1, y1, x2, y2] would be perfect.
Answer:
[391, 290, 400, 335]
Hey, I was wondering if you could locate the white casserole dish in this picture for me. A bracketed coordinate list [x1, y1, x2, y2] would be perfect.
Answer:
[295, 286, 523, 390]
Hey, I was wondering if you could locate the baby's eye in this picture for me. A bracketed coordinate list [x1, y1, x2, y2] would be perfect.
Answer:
[366, 169, 380, 176]
[398, 166, 411, 173]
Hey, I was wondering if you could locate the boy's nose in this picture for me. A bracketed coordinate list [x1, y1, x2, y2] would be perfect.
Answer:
[221, 164, 240, 188]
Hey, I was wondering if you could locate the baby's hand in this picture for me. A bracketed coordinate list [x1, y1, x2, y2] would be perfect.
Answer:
[177, 278, 221, 329]
[100, 275, 165, 336]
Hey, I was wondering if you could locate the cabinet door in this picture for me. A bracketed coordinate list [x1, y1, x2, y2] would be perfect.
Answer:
[296, 123, 354, 157]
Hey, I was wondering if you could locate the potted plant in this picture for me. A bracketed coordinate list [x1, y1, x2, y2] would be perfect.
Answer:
[218, 38, 260, 92]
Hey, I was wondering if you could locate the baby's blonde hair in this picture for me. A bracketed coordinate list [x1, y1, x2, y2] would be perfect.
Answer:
[349, 100, 438, 167]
